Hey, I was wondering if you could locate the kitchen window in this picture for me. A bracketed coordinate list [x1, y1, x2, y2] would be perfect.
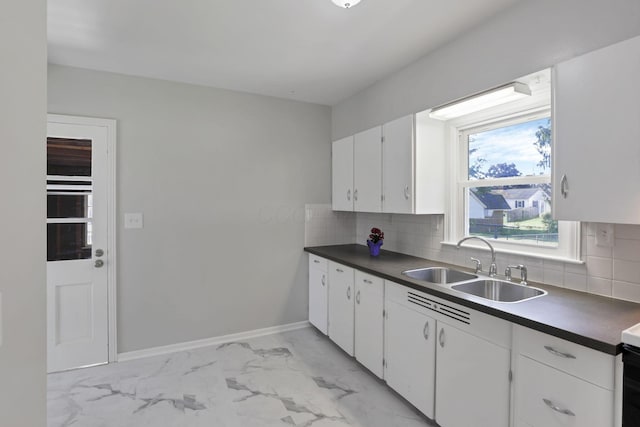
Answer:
[442, 75, 580, 261]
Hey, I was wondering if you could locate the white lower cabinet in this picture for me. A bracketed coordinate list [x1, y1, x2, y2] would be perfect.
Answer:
[513, 325, 616, 427]
[308, 255, 328, 334]
[328, 261, 355, 356]
[435, 321, 510, 427]
[515, 355, 613, 427]
[384, 299, 436, 418]
[354, 271, 384, 378]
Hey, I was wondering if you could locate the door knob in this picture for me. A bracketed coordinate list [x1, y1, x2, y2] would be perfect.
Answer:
[95, 259, 104, 268]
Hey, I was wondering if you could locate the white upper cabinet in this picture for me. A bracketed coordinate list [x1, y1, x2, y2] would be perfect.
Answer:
[382, 115, 414, 213]
[553, 35, 640, 223]
[383, 114, 445, 214]
[354, 126, 383, 212]
[332, 136, 354, 211]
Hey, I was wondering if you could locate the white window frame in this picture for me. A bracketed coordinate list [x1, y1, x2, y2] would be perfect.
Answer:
[443, 106, 581, 263]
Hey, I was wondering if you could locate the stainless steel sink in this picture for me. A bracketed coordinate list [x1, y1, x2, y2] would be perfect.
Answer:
[402, 267, 477, 284]
[451, 279, 546, 303]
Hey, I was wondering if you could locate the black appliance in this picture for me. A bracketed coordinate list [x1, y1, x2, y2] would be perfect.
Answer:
[623, 344, 640, 426]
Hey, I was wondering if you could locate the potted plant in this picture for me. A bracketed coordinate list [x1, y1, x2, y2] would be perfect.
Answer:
[367, 227, 384, 256]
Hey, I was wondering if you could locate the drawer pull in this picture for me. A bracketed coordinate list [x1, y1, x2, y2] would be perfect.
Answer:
[423, 321, 429, 340]
[347, 286, 351, 300]
[356, 290, 361, 304]
[363, 279, 373, 284]
[314, 259, 320, 264]
[439, 328, 445, 348]
[544, 345, 576, 359]
[336, 268, 344, 273]
[321, 275, 325, 286]
[543, 398, 575, 417]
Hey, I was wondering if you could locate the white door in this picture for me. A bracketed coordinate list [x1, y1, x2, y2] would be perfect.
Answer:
[47, 117, 112, 372]
[331, 136, 354, 211]
[354, 271, 384, 378]
[384, 300, 436, 419]
[383, 115, 414, 214]
[354, 126, 382, 212]
[435, 322, 510, 427]
[328, 262, 355, 356]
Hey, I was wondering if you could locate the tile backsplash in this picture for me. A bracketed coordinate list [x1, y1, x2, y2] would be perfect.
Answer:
[305, 204, 640, 304]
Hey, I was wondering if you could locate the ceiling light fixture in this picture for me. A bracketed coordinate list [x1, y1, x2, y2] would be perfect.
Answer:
[332, 0, 361, 8]
[429, 82, 532, 120]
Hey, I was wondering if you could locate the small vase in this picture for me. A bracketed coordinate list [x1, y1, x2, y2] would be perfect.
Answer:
[367, 239, 383, 257]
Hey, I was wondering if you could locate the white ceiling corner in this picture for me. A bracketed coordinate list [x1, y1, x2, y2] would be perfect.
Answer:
[47, 0, 521, 105]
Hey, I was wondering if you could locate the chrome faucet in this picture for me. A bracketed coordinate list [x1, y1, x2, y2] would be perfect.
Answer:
[456, 236, 497, 277]
[505, 264, 528, 286]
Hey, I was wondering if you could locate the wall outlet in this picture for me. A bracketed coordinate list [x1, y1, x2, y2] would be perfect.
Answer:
[124, 213, 144, 229]
[595, 223, 614, 247]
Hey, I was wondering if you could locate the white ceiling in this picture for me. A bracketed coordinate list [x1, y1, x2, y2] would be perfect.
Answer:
[48, 0, 521, 106]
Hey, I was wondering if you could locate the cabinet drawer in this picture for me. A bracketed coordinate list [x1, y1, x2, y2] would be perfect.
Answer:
[355, 271, 383, 295]
[515, 355, 614, 427]
[515, 325, 615, 389]
[309, 254, 328, 272]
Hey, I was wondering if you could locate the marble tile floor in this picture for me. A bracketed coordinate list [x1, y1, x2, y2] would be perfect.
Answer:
[48, 327, 437, 427]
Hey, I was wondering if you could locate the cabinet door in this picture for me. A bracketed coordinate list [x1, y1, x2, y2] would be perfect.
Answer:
[383, 115, 414, 214]
[354, 126, 382, 212]
[308, 260, 328, 335]
[384, 300, 436, 419]
[435, 322, 510, 427]
[553, 35, 640, 223]
[332, 136, 354, 211]
[515, 355, 614, 427]
[328, 262, 355, 356]
[354, 272, 384, 378]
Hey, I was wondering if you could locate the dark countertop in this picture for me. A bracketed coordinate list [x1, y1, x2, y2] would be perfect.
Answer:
[305, 244, 640, 355]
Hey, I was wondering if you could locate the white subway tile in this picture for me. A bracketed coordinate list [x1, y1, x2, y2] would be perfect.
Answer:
[564, 272, 587, 292]
[613, 238, 640, 262]
[586, 256, 613, 279]
[585, 235, 613, 258]
[615, 224, 640, 240]
[613, 281, 640, 303]
[587, 276, 612, 297]
[543, 268, 564, 287]
[613, 259, 640, 283]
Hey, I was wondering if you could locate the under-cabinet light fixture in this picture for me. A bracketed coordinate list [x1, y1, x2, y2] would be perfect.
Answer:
[429, 82, 531, 120]
[332, 0, 361, 8]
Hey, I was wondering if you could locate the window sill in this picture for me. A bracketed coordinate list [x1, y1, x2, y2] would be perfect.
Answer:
[440, 241, 584, 265]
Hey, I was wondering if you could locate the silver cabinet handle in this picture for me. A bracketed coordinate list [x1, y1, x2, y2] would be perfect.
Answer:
[543, 398, 575, 417]
[356, 290, 360, 304]
[423, 321, 429, 340]
[347, 189, 351, 201]
[313, 259, 320, 264]
[544, 345, 576, 359]
[363, 279, 372, 284]
[336, 268, 344, 273]
[439, 328, 445, 348]
[94, 259, 104, 268]
[404, 185, 410, 200]
[354, 189, 358, 201]
[346, 286, 351, 300]
[321, 275, 325, 286]
[95, 249, 104, 257]
[560, 174, 568, 198]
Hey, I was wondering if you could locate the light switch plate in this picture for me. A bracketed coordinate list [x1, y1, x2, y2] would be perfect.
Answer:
[124, 213, 144, 229]
[595, 223, 614, 247]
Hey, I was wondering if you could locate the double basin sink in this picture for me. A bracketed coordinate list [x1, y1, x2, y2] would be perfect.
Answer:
[402, 267, 546, 303]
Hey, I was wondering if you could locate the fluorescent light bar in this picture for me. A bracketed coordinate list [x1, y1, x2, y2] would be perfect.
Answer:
[429, 82, 531, 120]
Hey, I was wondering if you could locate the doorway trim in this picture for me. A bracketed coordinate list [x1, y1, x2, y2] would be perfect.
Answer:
[48, 113, 118, 362]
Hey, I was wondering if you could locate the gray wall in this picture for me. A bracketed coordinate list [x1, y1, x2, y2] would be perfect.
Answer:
[332, 0, 640, 138]
[0, 1, 47, 425]
[48, 65, 331, 353]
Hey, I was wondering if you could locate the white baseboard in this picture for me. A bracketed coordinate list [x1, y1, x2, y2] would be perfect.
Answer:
[117, 320, 310, 362]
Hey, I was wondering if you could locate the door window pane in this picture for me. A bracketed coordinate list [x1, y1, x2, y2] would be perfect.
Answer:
[47, 194, 93, 219]
[47, 223, 92, 261]
[47, 137, 92, 176]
